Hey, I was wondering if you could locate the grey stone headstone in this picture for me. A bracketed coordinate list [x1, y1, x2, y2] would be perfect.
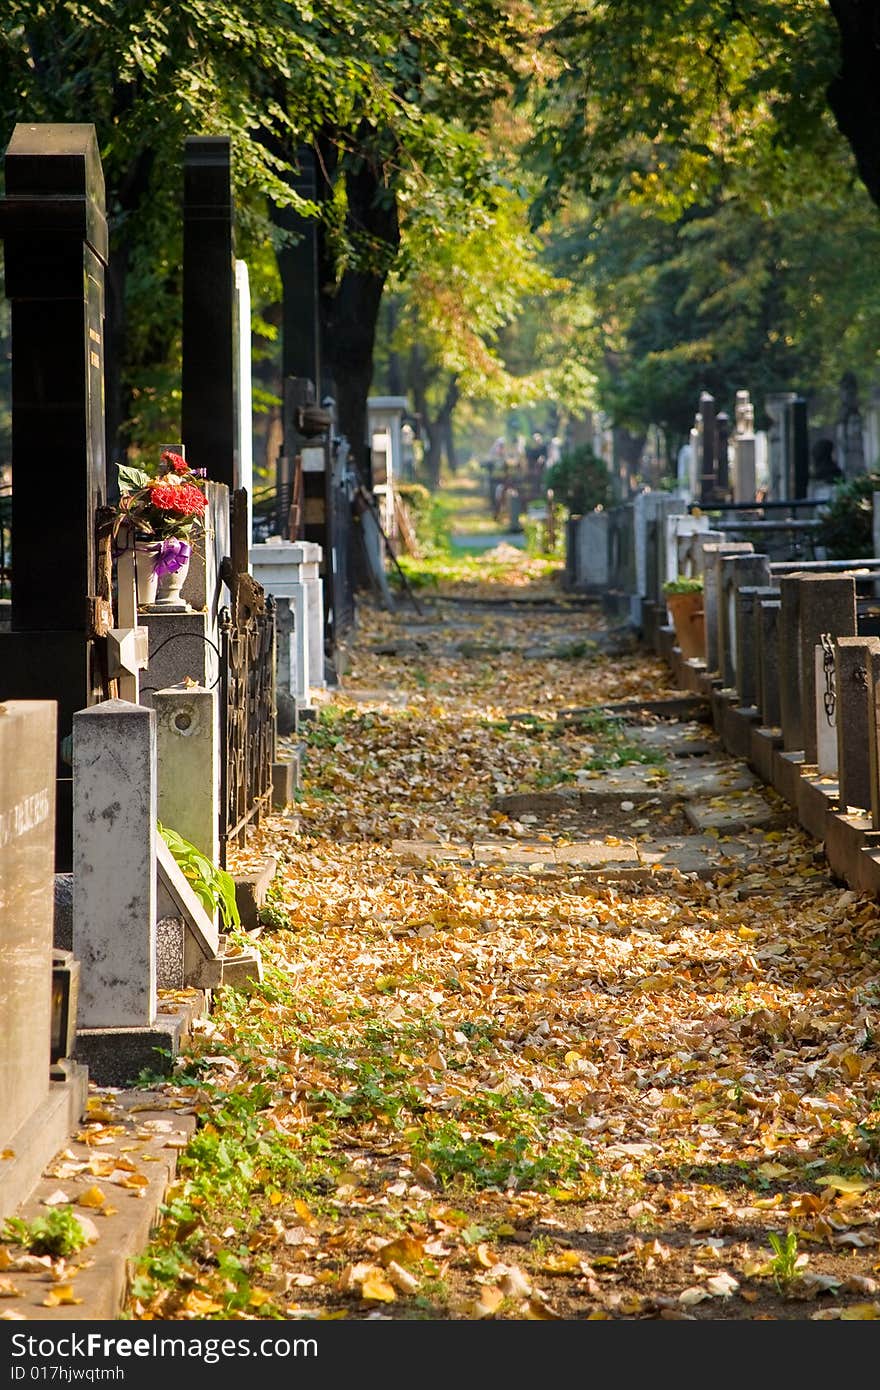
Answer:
[757, 599, 781, 728]
[737, 585, 779, 708]
[72, 699, 157, 1028]
[835, 636, 880, 812]
[702, 542, 754, 675]
[814, 645, 838, 776]
[573, 513, 610, 589]
[720, 553, 771, 689]
[0, 701, 56, 1151]
[779, 574, 805, 751]
[799, 575, 857, 765]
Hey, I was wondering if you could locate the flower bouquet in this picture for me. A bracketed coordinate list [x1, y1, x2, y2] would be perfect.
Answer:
[111, 450, 208, 602]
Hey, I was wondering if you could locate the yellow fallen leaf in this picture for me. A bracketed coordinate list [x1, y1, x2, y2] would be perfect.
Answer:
[361, 1273, 396, 1303]
[525, 1295, 562, 1319]
[817, 1175, 873, 1195]
[0, 1277, 22, 1298]
[378, 1236, 424, 1267]
[293, 1199, 315, 1224]
[542, 1250, 582, 1275]
[1, 1151, 14, 1161]
[840, 1302, 880, 1320]
[474, 1243, 496, 1270]
[183, 1290, 224, 1315]
[42, 1286, 83, 1308]
[756, 1163, 789, 1180]
[77, 1186, 107, 1209]
[268, 1192, 283, 1207]
[467, 1285, 504, 1319]
[118, 1173, 149, 1190]
[248, 1288, 272, 1307]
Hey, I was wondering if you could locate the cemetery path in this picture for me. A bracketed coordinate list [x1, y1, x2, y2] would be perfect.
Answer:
[129, 562, 880, 1322]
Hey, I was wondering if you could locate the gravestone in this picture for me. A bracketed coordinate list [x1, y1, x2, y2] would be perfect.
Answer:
[573, 512, 610, 590]
[732, 391, 756, 503]
[736, 585, 779, 708]
[702, 542, 754, 675]
[182, 136, 237, 491]
[835, 637, 880, 813]
[765, 392, 797, 500]
[234, 259, 254, 544]
[757, 598, 782, 727]
[0, 700, 88, 1217]
[778, 573, 806, 752]
[698, 391, 717, 504]
[799, 575, 857, 765]
[719, 553, 771, 689]
[0, 124, 110, 868]
[814, 645, 838, 776]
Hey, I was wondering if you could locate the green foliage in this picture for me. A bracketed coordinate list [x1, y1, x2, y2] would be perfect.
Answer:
[3, 1207, 88, 1258]
[663, 577, 703, 595]
[767, 1230, 800, 1290]
[544, 445, 609, 515]
[815, 473, 880, 561]
[158, 823, 241, 931]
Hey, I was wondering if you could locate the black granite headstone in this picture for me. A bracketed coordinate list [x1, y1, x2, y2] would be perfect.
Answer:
[182, 136, 237, 491]
[0, 123, 110, 868]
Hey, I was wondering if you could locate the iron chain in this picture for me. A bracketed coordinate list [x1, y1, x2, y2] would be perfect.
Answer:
[821, 632, 836, 726]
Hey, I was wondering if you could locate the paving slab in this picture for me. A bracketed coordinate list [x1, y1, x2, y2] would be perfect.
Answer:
[685, 790, 791, 833]
[624, 721, 720, 757]
[1, 1089, 196, 1320]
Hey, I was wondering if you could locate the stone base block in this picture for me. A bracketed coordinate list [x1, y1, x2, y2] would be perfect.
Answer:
[823, 811, 880, 892]
[0, 1065, 88, 1220]
[857, 848, 880, 898]
[721, 704, 760, 761]
[234, 855, 279, 930]
[220, 949, 264, 990]
[668, 644, 684, 689]
[657, 624, 676, 663]
[710, 686, 738, 737]
[681, 658, 708, 693]
[75, 1014, 187, 1087]
[272, 759, 298, 809]
[750, 726, 783, 784]
[797, 774, 838, 844]
[771, 749, 806, 807]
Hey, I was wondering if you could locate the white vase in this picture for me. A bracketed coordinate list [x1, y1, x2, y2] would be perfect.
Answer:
[154, 553, 191, 608]
[133, 540, 161, 607]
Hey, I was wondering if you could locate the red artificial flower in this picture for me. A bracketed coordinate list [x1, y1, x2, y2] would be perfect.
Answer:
[160, 450, 189, 475]
[148, 481, 207, 516]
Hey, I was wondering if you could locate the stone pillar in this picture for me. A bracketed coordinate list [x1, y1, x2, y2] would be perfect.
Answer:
[757, 598, 782, 728]
[250, 540, 325, 702]
[720, 553, 771, 689]
[736, 585, 779, 708]
[814, 645, 838, 776]
[153, 685, 219, 865]
[702, 542, 754, 676]
[0, 701, 56, 1148]
[779, 574, 805, 751]
[799, 575, 857, 766]
[574, 513, 610, 590]
[0, 124, 110, 869]
[835, 637, 880, 813]
[869, 650, 880, 830]
[72, 700, 156, 1028]
[698, 391, 717, 504]
[182, 136, 236, 491]
[234, 259, 254, 545]
[792, 397, 809, 499]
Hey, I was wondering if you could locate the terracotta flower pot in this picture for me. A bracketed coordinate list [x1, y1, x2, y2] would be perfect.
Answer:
[666, 589, 705, 661]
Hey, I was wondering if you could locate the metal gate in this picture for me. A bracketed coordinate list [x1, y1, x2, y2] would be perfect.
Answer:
[218, 594, 277, 866]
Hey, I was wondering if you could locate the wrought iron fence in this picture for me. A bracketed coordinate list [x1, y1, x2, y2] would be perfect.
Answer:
[218, 593, 277, 866]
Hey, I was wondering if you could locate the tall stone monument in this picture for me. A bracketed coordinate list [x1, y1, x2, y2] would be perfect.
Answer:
[0, 124, 110, 868]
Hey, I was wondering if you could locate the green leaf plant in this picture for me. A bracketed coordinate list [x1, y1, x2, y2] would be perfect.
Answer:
[158, 823, 241, 931]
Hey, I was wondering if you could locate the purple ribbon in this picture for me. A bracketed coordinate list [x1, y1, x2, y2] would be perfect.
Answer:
[153, 538, 192, 577]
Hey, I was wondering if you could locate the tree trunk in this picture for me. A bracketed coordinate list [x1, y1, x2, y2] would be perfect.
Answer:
[827, 1, 880, 209]
[319, 144, 400, 479]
